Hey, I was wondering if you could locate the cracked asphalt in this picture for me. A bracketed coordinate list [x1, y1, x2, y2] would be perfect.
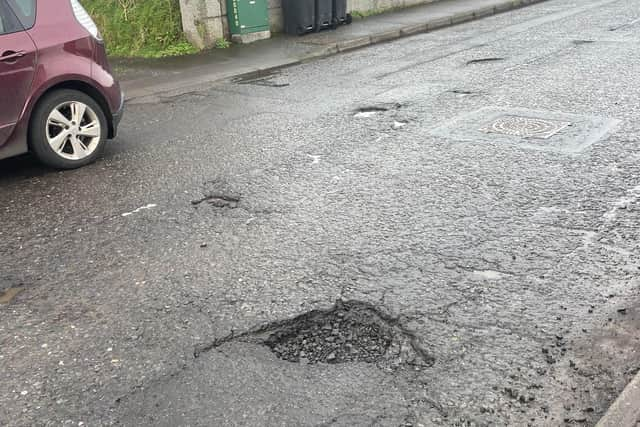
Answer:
[1, 0, 640, 425]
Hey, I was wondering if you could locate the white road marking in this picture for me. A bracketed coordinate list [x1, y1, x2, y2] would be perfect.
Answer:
[121, 204, 157, 217]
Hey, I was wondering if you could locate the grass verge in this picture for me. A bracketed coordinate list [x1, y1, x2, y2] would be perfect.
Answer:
[82, 0, 198, 58]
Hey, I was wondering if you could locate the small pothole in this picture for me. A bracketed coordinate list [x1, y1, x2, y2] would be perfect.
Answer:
[197, 300, 434, 370]
[192, 180, 241, 208]
[448, 89, 483, 96]
[572, 39, 595, 45]
[354, 103, 403, 118]
[357, 106, 390, 113]
[466, 57, 505, 65]
[191, 194, 240, 208]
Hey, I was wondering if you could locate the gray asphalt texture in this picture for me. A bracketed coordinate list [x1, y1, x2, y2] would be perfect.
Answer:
[1, 0, 640, 425]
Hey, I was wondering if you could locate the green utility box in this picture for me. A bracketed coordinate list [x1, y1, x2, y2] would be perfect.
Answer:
[227, 0, 270, 35]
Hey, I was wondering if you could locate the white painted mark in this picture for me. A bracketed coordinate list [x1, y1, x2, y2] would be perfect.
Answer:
[472, 270, 505, 280]
[121, 204, 157, 217]
[354, 111, 378, 119]
[307, 154, 321, 165]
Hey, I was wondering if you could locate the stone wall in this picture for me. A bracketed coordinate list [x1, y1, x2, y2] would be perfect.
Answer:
[180, 0, 437, 48]
[179, 0, 228, 49]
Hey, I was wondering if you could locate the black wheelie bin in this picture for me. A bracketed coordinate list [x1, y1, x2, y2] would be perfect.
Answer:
[282, 0, 315, 35]
[315, 0, 333, 31]
[332, 0, 352, 27]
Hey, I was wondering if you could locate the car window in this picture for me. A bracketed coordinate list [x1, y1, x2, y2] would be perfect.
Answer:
[0, 0, 24, 35]
[6, 0, 35, 29]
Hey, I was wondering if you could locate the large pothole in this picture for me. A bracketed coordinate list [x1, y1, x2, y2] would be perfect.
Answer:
[265, 304, 393, 364]
[199, 300, 434, 370]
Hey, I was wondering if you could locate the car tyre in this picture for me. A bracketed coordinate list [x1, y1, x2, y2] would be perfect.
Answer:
[30, 89, 108, 169]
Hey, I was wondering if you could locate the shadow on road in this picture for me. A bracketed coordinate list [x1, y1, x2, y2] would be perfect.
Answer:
[0, 155, 54, 182]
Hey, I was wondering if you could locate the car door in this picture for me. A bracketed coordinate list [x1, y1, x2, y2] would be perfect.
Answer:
[0, 0, 36, 147]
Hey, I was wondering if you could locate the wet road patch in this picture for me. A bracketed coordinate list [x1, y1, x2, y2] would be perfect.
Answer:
[232, 69, 290, 88]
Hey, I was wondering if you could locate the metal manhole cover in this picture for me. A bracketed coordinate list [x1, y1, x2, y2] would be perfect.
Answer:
[479, 115, 571, 139]
[428, 107, 621, 154]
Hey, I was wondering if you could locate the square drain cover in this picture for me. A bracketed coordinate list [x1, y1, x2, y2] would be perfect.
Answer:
[479, 115, 571, 139]
[430, 107, 620, 154]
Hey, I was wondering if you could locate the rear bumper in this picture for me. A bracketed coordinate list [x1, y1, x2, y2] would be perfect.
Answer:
[110, 91, 125, 138]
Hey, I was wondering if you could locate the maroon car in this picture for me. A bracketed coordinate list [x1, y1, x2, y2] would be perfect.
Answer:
[0, 0, 123, 169]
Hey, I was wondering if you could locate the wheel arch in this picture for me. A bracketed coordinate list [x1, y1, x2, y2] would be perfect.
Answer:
[27, 80, 115, 146]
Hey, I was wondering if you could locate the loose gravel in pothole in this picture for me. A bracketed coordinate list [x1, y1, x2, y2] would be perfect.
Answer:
[199, 300, 434, 369]
[266, 309, 393, 364]
[262, 300, 430, 367]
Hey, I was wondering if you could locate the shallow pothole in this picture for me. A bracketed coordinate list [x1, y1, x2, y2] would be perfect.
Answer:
[191, 194, 240, 208]
[198, 300, 434, 369]
[191, 180, 241, 208]
[466, 57, 505, 65]
[447, 89, 484, 97]
[572, 39, 595, 45]
[353, 103, 403, 118]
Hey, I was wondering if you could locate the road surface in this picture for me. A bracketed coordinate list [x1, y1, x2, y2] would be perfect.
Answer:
[1, 0, 639, 425]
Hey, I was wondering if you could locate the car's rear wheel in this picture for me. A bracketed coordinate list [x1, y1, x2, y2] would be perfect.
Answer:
[30, 89, 107, 169]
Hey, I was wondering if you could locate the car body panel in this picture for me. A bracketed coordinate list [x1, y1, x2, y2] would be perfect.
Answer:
[0, 19, 37, 147]
[0, 0, 123, 161]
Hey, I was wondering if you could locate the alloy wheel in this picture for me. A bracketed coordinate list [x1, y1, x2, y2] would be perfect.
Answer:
[46, 101, 101, 161]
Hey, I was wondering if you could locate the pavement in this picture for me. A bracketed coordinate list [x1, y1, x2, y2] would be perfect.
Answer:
[116, 0, 548, 102]
[2, 0, 640, 425]
[597, 371, 640, 427]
